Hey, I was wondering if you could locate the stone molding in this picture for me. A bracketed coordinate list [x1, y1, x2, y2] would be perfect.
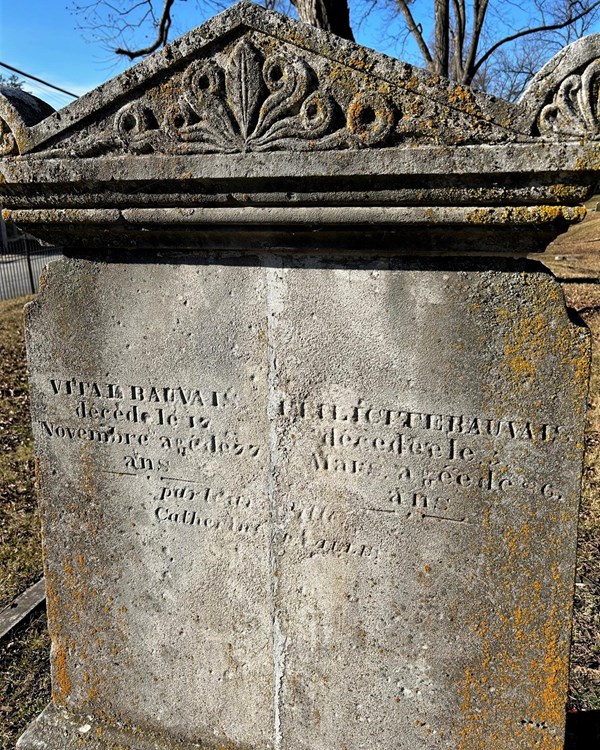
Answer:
[0, 2, 599, 252]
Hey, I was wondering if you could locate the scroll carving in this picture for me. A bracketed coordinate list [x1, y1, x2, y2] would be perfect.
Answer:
[115, 38, 397, 154]
[538, 58, 600, 138]
[0, 117, 17, 156]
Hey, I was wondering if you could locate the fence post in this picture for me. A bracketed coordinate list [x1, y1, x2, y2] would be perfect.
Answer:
[0, 215, 8, 253]
[26, 240, 36, 294]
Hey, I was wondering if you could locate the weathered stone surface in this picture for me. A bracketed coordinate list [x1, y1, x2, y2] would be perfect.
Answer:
[0, 3, 599, 252]
[19, 254, 589, 750]
[25, 257, 273, 748]
[10, 4, 598, 749]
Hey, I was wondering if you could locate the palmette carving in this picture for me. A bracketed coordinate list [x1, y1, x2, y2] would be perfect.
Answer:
[116, 39, 396, 154]
[538, 58, 600, 138]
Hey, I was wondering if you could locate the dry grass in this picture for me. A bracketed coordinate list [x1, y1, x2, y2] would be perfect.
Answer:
[0, 612, 50, 750]
[0, 296, 50, 750]
[0, 296, 41, 610]
[569, 308, 600, 713]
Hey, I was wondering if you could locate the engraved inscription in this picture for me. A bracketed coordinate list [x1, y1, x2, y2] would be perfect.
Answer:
[280, 397, 564, 443]
[279, 395, 571, 559]
[38, 376, 571, 558]
[39, 375, 263, 545]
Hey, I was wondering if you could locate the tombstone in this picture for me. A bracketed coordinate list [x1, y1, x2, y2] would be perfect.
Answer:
[1, 4, 598, 748]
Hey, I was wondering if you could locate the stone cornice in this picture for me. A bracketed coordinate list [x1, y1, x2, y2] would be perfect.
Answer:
[0, 2, 598, 252]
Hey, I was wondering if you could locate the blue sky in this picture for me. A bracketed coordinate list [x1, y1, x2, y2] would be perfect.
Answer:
[2, 1, 599, 111]
[1, 1, 111, 109]
[0, 1, 422, 111]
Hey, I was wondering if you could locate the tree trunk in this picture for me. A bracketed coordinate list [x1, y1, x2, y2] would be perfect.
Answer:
[293, 0, 355, 41]
[434, 0, 450, 77]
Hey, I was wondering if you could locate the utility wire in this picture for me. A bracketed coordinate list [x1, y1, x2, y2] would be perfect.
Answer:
[0, 61, 78, 98]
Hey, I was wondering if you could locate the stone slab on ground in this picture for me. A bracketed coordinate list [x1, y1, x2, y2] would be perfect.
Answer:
[0, 579, 46, 641]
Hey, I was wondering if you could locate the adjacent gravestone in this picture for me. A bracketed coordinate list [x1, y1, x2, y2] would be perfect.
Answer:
[0, 4, 598, 749]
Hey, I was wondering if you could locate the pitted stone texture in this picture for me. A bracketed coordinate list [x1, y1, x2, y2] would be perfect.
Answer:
[25, 257, 272, 748]
[21, 254, 589, 750]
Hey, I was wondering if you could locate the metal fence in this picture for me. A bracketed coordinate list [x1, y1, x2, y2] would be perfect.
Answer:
[0, 237, 62, 301]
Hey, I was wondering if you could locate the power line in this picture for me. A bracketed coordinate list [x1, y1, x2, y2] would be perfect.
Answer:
[25, 80, 73, 103]
[0, 61, 78, 98]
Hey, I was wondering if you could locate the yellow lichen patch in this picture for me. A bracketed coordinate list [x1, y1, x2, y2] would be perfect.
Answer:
[447, 85, 482, 118]
[465, 205, 585, 227]
[52, 640, 72, 703]
[574, 147, 600, 172]
[548, 183, 588, 203]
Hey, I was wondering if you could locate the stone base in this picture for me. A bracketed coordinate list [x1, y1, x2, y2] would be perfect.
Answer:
[18, 701, 570, 750]
[17, 703, 233, 750]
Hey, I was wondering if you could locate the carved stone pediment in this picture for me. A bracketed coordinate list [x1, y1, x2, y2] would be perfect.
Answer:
[3, 4, 528, 159]
[520, 32, 600, 139]
[0, 2, 599, 252]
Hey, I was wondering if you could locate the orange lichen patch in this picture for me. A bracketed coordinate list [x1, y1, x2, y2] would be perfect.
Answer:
[455, 491, 579, 748]
[447, 85, 482, 118]
[80, 445, 96, 498]
[346, 52, 374, 73]
[502, 312, 546, 381]
[403, 74, 421, 93]
[63, 556, 86, 610]
[146, 77, 178, 112]
[377, 82, 392, 96]
[491, 274, 591, 413]
[52, 640, 72, 703]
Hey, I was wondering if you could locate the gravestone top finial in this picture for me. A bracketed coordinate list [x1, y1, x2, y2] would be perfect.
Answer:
[0, 87, 54, 156]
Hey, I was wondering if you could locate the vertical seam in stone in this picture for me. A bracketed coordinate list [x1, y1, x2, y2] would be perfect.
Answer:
[266, 258, 285, 750]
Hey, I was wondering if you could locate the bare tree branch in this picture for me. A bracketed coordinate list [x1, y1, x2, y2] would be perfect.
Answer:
[70, 0, 600, 100]
[462, 0, 489, 83]
[114, 0, 175, 58]
[470, 0, 600, 81]
[395, 0, 434, 66]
